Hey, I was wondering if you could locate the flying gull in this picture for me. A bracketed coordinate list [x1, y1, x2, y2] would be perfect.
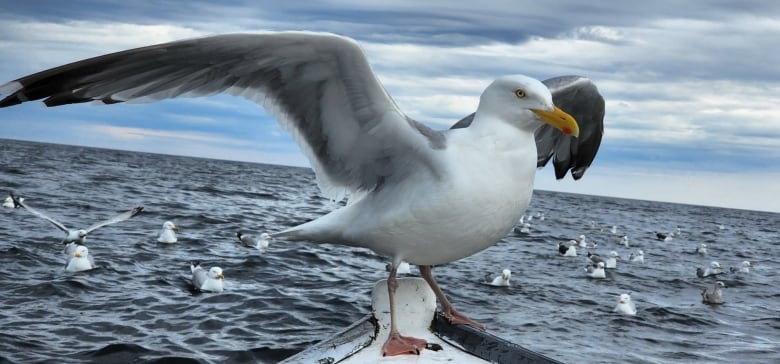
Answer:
[9, 193, 143, 244]
[190, 261, 225, 293]
[157, 221, 179, 243]
[0, 32, 604, 357]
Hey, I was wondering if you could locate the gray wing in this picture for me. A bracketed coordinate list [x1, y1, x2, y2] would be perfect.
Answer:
[85, 206, 144, 233]
[192, 267, 207, 289]
[451, 76, 605, 180]
[10, 194, 70, 233]
[0, 32, 441, 200]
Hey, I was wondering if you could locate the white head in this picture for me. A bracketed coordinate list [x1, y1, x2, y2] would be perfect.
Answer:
[597, 262, 605, 269]
[618, 293, 632, 304]
[742, 261, 752, 268]
[479, 75, 579, 135]
[163, 221, 179, 231]
[502, 269, 511, 281]
[638, 250, 644, 256]
[208, 267, 225, 280]
[710, 261, 721, 269]
[73, 245, 89, 258]
[715, 281, 726, 289]
[610, 251, 620, 259]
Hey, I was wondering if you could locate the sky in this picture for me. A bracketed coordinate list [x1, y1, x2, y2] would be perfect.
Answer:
[1, 1, 779, 213]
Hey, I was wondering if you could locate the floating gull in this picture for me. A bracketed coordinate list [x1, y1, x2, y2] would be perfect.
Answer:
[191, 261, 225, 293]
[157, 221, 179, 243]
[571, 234, 588, 248]
[695, 243, 708, 255]
[613, 293, 637, 316]
[585, 262, 606, 279]
[588, 251, 619, 269]
[0, 32, 605, 357]
[558, 242, 577, 257]
[515, 222, 532, 234]
[701, 281, 725, 304]
[484, 269, 512, 287]
[237, 231, 271, 249]
[610, 225, 618, 234]
[729, 261, 752, 274]
[629, 249, 645, 264]
[656, 232, 673, 242]
[620, 235, 629, 248]
[9, 193, 143, 244]
[65, 244, 96, 272]
[3, 196, 21, 208]
[696, 261, 724, 278]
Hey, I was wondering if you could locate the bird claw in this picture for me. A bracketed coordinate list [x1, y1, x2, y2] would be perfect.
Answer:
[382, 332, 426, 356]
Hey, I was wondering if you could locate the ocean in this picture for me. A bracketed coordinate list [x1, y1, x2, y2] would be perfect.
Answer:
[0, 138, 778, 363]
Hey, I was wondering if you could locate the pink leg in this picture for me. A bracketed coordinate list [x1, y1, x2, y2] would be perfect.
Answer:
[419, 265, 486, 330]
[381, 263, 427, 356]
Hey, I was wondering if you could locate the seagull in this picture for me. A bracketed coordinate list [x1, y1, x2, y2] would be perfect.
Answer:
[655, 232, 673, 242]
[613, 293, 637, 315]
[65, 244, 96, 272]
[730, 261, 752, 274]
[587, 251, 619, 269]
[191, 261, 225, 293]
[697, 261, 724, 277]
[610, 225, 618, 234]
[9, 193, 143, 244]
[585, 262, 606, 279]
[157, 221, 179, 243]
[620, 235, 629, 247]
[701, 281, 725, 304]
[0, 32, 604, 357]
[695, 243, 708, 255]
[237, 231, 271, 249]
[3, 196, 21, 208]
[558, 242, 577, 257]
[628, 249, 644, 264]
[572, 234, 588, 248]
[485, 269, 512, 287]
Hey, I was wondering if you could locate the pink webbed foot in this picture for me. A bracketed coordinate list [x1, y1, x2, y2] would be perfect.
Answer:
[381, 332, 427, 356]
[442, 306, 486, 330]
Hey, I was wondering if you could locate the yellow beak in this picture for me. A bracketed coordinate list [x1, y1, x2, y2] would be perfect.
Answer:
[531, 106, 579, 137]
[218, 274, 225, 280]
[74, 252, 82, 258]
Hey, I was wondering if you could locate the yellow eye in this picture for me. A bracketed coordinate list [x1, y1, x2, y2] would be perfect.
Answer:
[514, 89, 526, 98]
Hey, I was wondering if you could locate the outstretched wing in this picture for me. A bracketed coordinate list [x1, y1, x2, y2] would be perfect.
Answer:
[0, 32, 442, 201]
[451, 75, 605, 180]
[85, 206, 144, 233]
[10, 193, 70, 233]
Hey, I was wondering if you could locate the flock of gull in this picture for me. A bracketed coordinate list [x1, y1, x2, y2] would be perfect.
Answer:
[3, 194, 267, 293]
[514, 213, 753, 311]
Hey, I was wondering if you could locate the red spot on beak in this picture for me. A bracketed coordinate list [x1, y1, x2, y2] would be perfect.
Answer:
[562, 127, 573, 135]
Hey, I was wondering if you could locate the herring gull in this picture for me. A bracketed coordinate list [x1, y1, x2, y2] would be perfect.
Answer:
[696, 261, 724, 278]
[613, 293, 637, 315]
[558, 241, 577, 256]
[484, 269, 512, 287]
[585, 262, 607, 279]
[695, 243, 708, 255]
[701, 281, 725, 304]
[629, 249, 644, 264]
[729, 261, 752, 274]
[157, 221, 179, 243]
[65, 244, 97, 272]
[0, 32, 604, 357]
[237, 231, 271, 249]
[190, 261, 225, 293]
[9, 193, 143, 244]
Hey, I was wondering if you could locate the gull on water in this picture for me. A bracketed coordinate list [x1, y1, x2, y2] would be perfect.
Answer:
[730, 261, 752, 274]
[0, 31, 605, 357]
[588, 251, 619, 269]
[485, 269, 512, 287]
[65, 244, 96, 272]
[695, 243, 708, 255]
[697, 261, 724, 278]
[157, 221, 179, 243]
[558, 242, 577, 257]
[620, 235, 629, 247]
[3, 196, 22, 208]
[613, 293, 637, 316]
[237, 231, 272, 249]
[585, 262, 607, 279]
[8, 193, 142, 244]
[191, 261, 225, 293]
[701, 281, 725, 304]
[629, 249, 645, 264]
[571, 234, 588, 248]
